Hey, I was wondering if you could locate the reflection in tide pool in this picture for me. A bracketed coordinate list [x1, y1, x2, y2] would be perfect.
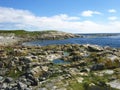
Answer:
[63, 52, 69, 56]
[52, 59, 69, 64]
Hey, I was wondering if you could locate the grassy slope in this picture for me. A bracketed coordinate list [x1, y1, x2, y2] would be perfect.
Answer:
[0, 30, 58, 36]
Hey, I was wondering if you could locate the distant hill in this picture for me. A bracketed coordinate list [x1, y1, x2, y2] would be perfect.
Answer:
[0, 30, 78, 46]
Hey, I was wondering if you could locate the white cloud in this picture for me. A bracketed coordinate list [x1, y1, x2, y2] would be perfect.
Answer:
[108, 9, 117, 13]
[81, 10, 102, 17]
[108, 16, 117, 21]
[52, 14, 80, 21]
[0, 7, 120, 33]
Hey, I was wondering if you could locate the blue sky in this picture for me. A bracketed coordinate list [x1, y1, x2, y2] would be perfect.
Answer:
[0, 0, 120, 33]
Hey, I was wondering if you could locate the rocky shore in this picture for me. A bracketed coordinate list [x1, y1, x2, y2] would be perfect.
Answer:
[0, 44, 120, 90]
[0, 30, 79, 46]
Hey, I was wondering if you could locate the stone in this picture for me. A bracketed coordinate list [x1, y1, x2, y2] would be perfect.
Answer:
[57, 88, 67, 90]
[85, 44, 103, 52]
[4, 77, 13, 83]
[91, 63, 105, 71]
[76, 77, 84, 83]
[17, 66, 22, 72]
[41, 66, 49, 72]
[30, 66, 43, 77]
[80, 68, 88, 72]
[102, 70, 114, 75]
[38, 88, 48, 90]
[17, 82, 27, 90]
[107, 55, 119, 62]
[46, 54, 61, 61]
[0, 68, 8, 76]
[0, 76, 3, 81]
[108, 80, 120, 90]
[1, 83, 8, 89]
[25, 74, 38, 86]
[19, 57, 31, 63]
[0, 61, 4, 68]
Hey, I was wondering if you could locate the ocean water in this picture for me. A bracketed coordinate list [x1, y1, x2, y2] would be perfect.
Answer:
[23, 35, 120, 48]
[52, 59, 69, 64]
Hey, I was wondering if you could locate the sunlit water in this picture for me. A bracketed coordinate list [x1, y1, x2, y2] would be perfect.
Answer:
[23, 35, 120, 48]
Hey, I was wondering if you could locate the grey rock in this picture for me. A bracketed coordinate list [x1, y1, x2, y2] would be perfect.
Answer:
[86, 44, 103, 52]
[91, 63, 105, 71]
[17, 66, 22, 72]
[38, 88, 48, 90]
[25, 74, 38, 86]
[30, 66, 42, 76]
[0, 61, 4, 68]
[17, 82, 27, 90]
[0, 68, 8, 76]
[80, 68, 88, 72]
[0, 76, 3, 81]
[1, 83, 8, 89]
[4, 77, 13, 83]
[108, 80, 120, 89]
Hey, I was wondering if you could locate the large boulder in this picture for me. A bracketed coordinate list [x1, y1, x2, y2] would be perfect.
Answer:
[84, 44, 103, 52]
[30, 66, 43, 77]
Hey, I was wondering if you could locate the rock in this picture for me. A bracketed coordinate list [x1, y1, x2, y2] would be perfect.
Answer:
[102, 70, 114, 75]
[107, 55, 119, 62]
[17, 82, 27, 90]
[10, 61, 16, 67]
[104, 46, 112, 50]
[4, 77, 13, 83]
[0, 76, 3, 81]
[38, 88, 48, 90]
[0, 68, 8, 76]
[19, 57, 31, 63]
[41, 66, 49, 72]
[1, 83, 8, 89]
[39, 31, 76, 40]
[57, 88, 67, 90]
[1, 43, 120, 89]
[25, 74, 38, 86]
[0, 61, 4, 68]
[69, 68, 79, 75]
[63, 74, 71, 79]
[45, 82, 54, 89]
[91, 63, 105, 71]
[76, 77, 84, 83]
[108, 80, 120, 90]
[46, 54, 61, 61]
[85, 44, 103, 52]
[80, 68, 89, 72]
[17, 66, 22, 72]
[30, 66, 43, 77]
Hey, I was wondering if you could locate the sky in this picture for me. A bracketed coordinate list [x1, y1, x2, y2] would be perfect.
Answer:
[0, 0, 120, 33]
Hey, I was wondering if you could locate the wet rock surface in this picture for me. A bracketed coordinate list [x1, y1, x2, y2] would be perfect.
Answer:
[0, 44, 120, 90]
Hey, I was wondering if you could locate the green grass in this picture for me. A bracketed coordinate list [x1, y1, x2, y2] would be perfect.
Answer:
[0, 30, 58, 35]
[0, 30, 60, 38]
[68, 82, 85, 90]
[7, 69, 24, 79]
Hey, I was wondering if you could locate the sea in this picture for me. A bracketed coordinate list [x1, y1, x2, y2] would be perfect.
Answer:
[23, 34, 120, 48]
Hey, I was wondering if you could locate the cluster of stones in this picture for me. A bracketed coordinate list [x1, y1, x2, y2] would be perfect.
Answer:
[0, 44, 120, 90]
